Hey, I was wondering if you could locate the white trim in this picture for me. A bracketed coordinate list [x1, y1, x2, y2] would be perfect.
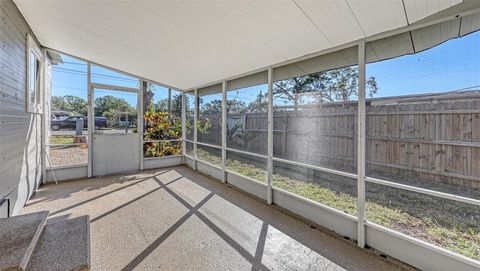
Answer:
[226, 170, 268, 200]
[41, 48, 48, 184]
[90, 82, 139, 93]
[143, 139, 182, 143]
[267, 66, 273, 204]
[196, 141, 222, 149]
[181, 92, 187, 160]
[46, 143, 87, 147]
[221, 80, 227, 183]
[26, 33, 44, 114]
[225, 169, 267, 187]
[196, 159, 222, 171]
[272, 187, 358, 222]
[87, 63, 93, 178]
[365, 176, 480, 206]
[138, 81, 144, 170]
[357, 40, 366, 248]
[272, 157, 357, 179]
[365, 221, 480, 269]
[193, 89, 198, 170]
[46, 163, 88, 170]
[225, 147, 268, 159]
[143, 155, 183, 161]
[143, 155, 182, 170]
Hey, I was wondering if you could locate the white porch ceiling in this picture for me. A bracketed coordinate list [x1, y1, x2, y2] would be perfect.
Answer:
[14, 0, 463, 90]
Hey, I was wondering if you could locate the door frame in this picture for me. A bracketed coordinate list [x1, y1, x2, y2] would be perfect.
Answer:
[87, 80, 143, 177]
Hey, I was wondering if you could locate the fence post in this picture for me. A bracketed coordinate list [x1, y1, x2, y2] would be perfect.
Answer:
[267, 67, 273, 204]
[357, 40, 366, 248]
[222, 81, 227, 183]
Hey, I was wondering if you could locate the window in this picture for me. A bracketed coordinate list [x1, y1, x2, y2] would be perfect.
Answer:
[93, 88, 138, 134]
[26, 34, 43, 113]
[185, 91, 195, 141]
[91, 64, 139, 89]
[271, 46, 359, 210]
[143, 83, 182, 157]
[226, 71, 268, 155]
[365, 18, 480, 260]
[272, 46, 359, 174]
[47, 52, 88, 168]
[223, 71, 269, 183]
[197, 84, 222, 146]
[196, 84, 223, 165]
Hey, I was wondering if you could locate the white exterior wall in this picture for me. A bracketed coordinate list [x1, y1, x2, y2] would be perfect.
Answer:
[0, 0, 45, 217]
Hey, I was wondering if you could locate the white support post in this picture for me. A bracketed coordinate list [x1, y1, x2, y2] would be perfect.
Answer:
[357, 40, 366, 248]
[181, 92, 187, 163]
[267, 67, 273, 204]
[193, 89, 198, 170]
[87, 62, 93, 178]
[41, 48, 47, 184]
[221, 81, 227, 183]
[139, 81, 145, 170]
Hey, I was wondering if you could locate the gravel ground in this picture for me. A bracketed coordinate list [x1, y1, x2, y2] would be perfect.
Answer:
[48, 145, 88, 167]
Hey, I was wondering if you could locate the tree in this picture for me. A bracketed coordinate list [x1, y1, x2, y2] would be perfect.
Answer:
[170, 94, 183, 117]
[94, 95, 135, 125]
[143, 84, 183, 117]
[245, 91, 267, 113]
[51, 95, 87, 116]
[201, 99, 222, 115]
[143, 82, 154, 113]
[51, 96, 66, 110]
[154, 99, 169, 112]
[273, 66, 378, 107]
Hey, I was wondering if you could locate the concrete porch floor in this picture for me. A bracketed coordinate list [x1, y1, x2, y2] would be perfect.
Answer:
[21, 166, 414, 271]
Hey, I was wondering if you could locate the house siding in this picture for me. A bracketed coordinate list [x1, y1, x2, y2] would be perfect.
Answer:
[0, 0, 43, 217]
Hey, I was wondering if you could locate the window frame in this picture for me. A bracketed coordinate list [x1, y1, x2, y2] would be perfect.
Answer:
[26, 33, 44, 114]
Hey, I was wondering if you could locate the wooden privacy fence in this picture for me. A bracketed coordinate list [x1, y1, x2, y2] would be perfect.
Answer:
[200, 91, 480, 190]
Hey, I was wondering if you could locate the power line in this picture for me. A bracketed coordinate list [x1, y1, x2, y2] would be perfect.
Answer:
[52, 67, 139, 83]
[52, 85, 88, 91]
[53, 67, 138, 83]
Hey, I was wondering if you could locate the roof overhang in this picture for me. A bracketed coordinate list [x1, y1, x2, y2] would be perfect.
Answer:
[13, 0, 478, 91]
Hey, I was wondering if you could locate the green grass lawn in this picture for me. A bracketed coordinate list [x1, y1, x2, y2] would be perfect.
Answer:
[50, 135, 74, 144]
[196, 148, 480, 260]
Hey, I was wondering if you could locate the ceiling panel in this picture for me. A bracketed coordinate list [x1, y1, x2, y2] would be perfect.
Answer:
[347, 0, 407, 37]
[13, 0, 463, 90]
[198, 1, 332, 60]
[403, 0, 462, 23]
[294, 0, 363, 45]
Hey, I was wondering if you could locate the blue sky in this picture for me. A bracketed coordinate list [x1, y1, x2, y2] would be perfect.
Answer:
[367, 30, 480, 97]
[51, 56, 178, 107]
[52, 30, 480, 108]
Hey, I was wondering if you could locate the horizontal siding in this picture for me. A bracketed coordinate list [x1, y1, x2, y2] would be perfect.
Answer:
[0, 0, 42, 217]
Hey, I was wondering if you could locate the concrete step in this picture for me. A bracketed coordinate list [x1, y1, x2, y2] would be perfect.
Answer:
[0, 211, 48, 271]
[27, 216, 90, 271]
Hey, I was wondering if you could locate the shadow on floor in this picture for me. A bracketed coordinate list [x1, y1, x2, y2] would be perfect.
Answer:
[22, 166, 414, 271]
